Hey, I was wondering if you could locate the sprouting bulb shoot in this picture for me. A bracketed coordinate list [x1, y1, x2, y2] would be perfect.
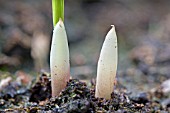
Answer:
[50, 19, 70, 97]
[95, 25, 118, 99]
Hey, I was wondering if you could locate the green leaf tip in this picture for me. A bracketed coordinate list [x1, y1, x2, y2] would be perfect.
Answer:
[52, 0, 64, 27]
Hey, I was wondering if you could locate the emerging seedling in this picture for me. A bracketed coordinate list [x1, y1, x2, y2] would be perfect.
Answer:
[50, 0, 70, 97]
[50, 19, 70, 97]
[95, 25, 118, 99]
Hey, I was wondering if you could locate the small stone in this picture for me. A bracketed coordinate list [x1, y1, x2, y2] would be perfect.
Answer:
[161, 98, 170, 108]
[161, 79, 170, 94]
[0, 99, 5, 106]
[131, 92, 149, 104]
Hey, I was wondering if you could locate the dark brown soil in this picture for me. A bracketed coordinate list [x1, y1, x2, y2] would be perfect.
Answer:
[0, 73, 169, 113]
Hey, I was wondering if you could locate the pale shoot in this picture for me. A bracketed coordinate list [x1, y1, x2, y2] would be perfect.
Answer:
[95, 25, 118, 99]
[50, 19, 70, 97]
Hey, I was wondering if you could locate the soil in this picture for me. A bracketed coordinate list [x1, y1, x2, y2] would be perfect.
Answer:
[0, 73, 169, 113]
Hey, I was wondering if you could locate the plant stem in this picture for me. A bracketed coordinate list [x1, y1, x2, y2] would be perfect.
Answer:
[52, 0, 64, 27]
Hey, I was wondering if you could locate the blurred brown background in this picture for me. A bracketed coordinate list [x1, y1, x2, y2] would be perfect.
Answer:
[0, 0, 170, 85]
